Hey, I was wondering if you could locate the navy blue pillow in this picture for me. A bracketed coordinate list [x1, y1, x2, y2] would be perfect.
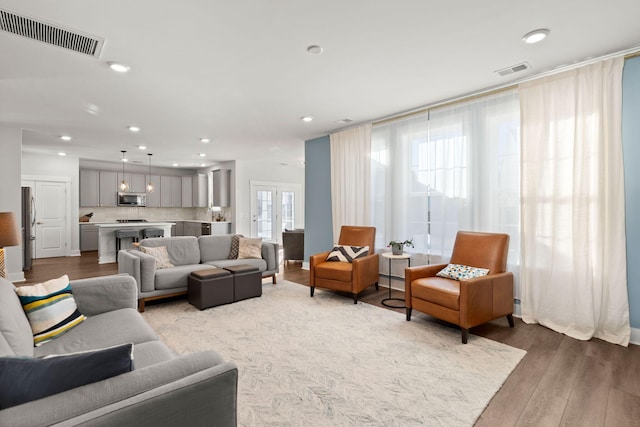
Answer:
[0, 343, 133, 409]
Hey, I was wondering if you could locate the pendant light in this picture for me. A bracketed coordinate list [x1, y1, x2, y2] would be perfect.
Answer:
[119, 150, 130, 192]
[146, 153, 155, 193]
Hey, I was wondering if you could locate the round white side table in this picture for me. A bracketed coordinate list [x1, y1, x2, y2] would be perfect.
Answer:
[381, 252, 411, 308]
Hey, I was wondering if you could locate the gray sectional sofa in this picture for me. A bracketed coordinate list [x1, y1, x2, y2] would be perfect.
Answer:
[118, 235, 279, 311]
[0, 274, 237, 427]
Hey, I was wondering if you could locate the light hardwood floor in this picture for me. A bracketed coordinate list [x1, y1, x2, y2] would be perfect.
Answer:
[21, 254, 640, 426]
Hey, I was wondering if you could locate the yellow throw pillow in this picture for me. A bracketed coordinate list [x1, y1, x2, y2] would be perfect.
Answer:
[238, 237, 262, 259]
[140, 246, 174, 269]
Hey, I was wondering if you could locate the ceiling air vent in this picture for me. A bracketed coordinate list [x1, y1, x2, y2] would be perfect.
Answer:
[0, 8, 104, 58]
[336, 118, 353, 124]
[495, 62, 531, 77]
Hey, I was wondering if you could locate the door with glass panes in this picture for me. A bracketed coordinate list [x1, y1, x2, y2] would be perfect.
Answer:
[250, 182, 302, 243]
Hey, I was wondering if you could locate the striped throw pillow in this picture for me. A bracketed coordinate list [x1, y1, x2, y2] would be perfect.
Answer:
[326, 245, 369, 263]
[15, 275, 86, 347]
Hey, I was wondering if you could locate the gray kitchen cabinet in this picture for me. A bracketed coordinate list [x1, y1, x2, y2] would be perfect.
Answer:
[79, 224, 98, 251]
[183, 222, 202, 237]
[99, 171, 118, 207]
[192, 174, 208, 208]
[172, 221, 184, 236]
[181, 176, 193, 207]
[146, 175, 160, 207]
[212, 169, 230, 207]
[118, 173, 146, 193]
[160, 176, 182, 207]
[80, 170, 99, 207]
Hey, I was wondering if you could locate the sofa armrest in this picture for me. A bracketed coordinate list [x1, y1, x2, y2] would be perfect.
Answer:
[0, 351, 238, 427]
[119, 250, 156, 293]
[71, 275, 137, 315]
[261, 241, 279, 272]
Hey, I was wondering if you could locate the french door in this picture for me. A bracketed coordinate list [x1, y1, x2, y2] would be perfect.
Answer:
[250, 181, 302, 243]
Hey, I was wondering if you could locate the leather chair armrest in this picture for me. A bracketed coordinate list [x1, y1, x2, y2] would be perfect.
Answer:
[309, 251, 331, 287]
[351, 253, 379, 293]
[458, 272, 514, 328]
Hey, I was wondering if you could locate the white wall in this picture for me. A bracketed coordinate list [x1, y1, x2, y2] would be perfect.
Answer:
[233, 159, 305, 237]
[22, 151, 81, 255]
[0, 127, 24, 281]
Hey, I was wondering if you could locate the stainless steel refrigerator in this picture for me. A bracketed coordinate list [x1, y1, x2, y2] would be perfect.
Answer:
[21, 186, 35, 271]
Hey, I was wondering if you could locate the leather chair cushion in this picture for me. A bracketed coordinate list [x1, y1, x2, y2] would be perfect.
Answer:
[314, 261, 353, 282]
[411, 277, 460, 311]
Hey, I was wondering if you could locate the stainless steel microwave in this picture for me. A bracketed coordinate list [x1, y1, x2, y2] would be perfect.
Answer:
[117, 192, 146, 207]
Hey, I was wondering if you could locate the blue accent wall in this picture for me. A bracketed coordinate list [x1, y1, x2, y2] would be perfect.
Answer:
[304, 136, 333, 260]
[623, 55, 640, 329]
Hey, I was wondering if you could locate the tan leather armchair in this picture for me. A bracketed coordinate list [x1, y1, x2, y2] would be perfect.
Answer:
[310, 226, 379, 303]
[405, 231, 514, 343]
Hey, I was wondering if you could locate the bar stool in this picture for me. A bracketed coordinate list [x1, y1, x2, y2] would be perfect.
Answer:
[141, 228, 164, 239]
[115, 229, 140, 252]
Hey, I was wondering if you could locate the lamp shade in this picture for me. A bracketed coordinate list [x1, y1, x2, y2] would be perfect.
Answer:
[0, 212, 21, 247]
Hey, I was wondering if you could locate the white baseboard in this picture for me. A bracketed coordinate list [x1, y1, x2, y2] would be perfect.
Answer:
[631, 328, 640, 346]
[70, 250, 81, 257]
[8, 271, 25, 282]
[302, 261, 309, 270]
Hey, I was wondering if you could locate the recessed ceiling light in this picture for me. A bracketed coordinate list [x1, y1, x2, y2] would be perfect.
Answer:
[107, 62, 130, 73]
[200, 163, 206, 167]
[301, 116, 313, 122]
[522, 29, 550, 44]
[172, 163, 179, 167]
[128, 126, 141, 132]
[58, 152, 67, 156]
[198, 153, 206, 157]
[138, 145, 147, 150]
[200, 138, 210, 143]
[60, 135, 71, 141]
[307, 45, 323, 55]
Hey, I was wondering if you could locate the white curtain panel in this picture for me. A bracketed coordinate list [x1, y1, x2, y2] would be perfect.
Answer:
[330, 124, 372, 242]
[519, 57, 630, 346]
[370, 91, 521, 285]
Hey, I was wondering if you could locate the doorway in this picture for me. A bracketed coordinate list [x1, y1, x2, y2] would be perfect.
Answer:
[21, 178, 70, 259]
[250, 181, 302, 243]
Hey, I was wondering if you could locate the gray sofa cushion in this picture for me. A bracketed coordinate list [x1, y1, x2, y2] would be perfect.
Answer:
[141, 236, 200, 266]
[0, 279, 35, 357]
[133, 341, 176, 369]
[199, 235, 234, 262]
[154, 264, 212, 290]
[34, 308, 159, 357]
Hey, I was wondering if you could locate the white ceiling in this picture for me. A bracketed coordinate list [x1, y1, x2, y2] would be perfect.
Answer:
[2, 0, 640, 169]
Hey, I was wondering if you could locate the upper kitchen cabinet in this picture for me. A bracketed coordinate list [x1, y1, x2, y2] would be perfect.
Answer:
[99, 171, 118, 207]
[181, 176, 193, 207]
[80, 170, 99, 207]
[212, 169, 230, 207]
[146, 175, 161, 207]
[160, 175, 182, 207]
[118, 173, 146, 193]
[192, 174, 208, 208]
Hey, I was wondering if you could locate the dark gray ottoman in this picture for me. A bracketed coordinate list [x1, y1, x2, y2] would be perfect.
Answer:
[223, 264, 262, 301]
[188, 268, 233, 310]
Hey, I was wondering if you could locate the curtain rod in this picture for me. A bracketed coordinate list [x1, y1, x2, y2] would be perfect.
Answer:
[370, 45, 640, 127]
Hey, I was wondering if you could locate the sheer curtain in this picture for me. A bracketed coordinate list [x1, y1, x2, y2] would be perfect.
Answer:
[330, 124, 372, 242]
[371, 90, 520, 283]
[519, 57, 630, 345]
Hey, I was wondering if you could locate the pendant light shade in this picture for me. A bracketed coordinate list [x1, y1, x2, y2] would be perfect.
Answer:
[119, 150, 130, 192]
[146, 153, 154, 193]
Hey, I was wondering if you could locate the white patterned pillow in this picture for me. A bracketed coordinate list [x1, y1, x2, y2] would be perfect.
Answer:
[140, 246, 174, 269]
[326, 245, 369, 263]
[238, 237, 262, 259]
[15, 275, 86, 346]
[436, 264, 489, 280]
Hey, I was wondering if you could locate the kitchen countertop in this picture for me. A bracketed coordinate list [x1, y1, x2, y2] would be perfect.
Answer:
[94, 222, 176, 228]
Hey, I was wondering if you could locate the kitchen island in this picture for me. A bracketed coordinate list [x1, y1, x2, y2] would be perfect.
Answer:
[96, 222, 175, 264]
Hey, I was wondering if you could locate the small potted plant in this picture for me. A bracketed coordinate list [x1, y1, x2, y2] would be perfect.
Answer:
[388, 238, 414, 255]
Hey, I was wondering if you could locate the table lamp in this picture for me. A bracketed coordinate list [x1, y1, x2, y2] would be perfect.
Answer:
[0, 212, 21, 279]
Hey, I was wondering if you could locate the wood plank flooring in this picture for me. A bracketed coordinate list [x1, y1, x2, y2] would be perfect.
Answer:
[20, 255, 640, 426]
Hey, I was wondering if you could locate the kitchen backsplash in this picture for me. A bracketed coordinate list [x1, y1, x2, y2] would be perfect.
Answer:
[79, 207, 231, 223]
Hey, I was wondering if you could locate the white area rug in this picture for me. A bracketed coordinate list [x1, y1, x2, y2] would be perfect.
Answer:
[142, 281, 525, 427]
